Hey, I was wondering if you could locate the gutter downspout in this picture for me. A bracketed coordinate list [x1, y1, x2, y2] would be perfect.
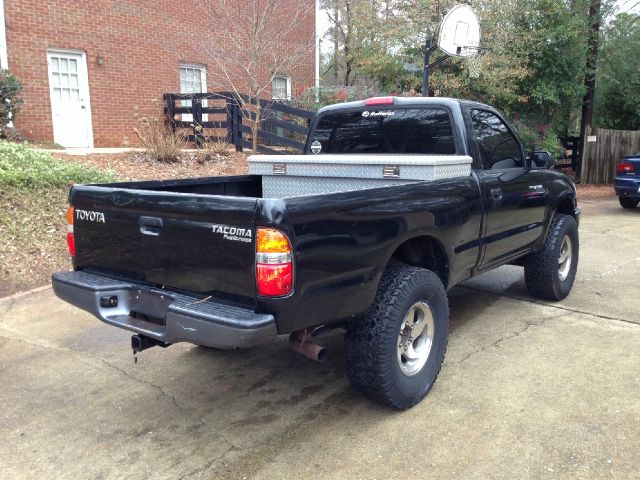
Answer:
[0, 0, 11, 129]
[0, 0, 7, 69]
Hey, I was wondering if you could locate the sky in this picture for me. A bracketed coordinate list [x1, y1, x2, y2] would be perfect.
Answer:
[616, 0, 640, 13]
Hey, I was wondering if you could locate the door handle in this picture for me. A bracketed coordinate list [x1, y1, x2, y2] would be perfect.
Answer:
[139, 216, 163, 236]
[491, 188, 503, 204]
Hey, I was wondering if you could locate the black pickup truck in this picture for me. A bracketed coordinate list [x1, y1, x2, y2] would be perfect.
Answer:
[52, 97, 580, 409]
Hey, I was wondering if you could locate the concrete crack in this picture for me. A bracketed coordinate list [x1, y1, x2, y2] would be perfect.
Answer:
[176, 443, 237, 480]
[599, 232, 640, 246]
[0, 326, 233, 445]
[458, 285, 639, 326]
[453, 314, 563, 365]
[0, 297, 16, 318]
[0, 326, 249, 479]
[580, 264, 626, 282]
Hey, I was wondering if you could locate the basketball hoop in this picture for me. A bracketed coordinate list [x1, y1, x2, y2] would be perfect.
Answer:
[422, 4, 482, 96]
[438, 5, 481, 58]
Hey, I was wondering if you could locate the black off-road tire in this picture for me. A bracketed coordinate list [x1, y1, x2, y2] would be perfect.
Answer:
[524, 214, 579, 301]
[345, 266, 449, 410]
[619, 197, 639, 209]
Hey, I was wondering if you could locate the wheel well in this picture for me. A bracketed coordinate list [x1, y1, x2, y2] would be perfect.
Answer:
[556, 196, 576, 218]
[388, 236, 450, 288]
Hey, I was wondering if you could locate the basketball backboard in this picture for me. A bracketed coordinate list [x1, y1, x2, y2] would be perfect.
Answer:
[437, 5, 481, 58]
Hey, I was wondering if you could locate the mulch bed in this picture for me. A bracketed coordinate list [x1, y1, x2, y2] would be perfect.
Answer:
[576, 183, 616, 200]
[52, 150, 250, 181]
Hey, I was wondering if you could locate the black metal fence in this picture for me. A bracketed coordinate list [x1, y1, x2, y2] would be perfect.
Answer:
[164, 92, 315, 154]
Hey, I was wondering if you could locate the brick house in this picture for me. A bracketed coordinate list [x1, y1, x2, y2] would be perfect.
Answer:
[3, 0, 316, 147]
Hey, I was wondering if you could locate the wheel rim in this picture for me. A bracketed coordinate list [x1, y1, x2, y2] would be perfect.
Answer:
[558, 235, 573, 281]
[397, 301, 434, 377]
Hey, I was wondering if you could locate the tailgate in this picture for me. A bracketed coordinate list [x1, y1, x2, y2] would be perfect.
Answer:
[70, 186, 258, 306]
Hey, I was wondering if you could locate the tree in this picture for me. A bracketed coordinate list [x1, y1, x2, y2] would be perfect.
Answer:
[321, 0, 424, 89]
[322, 0, 357, 86]
[594, 12, 640, 129]
[512, 0, 588, 131]
[319, 0, 635, 147]
[196, 0, 315, 152]
[579, 0, 602, 151]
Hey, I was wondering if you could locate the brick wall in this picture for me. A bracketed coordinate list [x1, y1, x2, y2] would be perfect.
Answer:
[5, 0, 316, 146]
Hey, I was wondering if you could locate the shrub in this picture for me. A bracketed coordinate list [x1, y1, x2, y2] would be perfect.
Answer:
[511, 120, 539, 153]
[0, 141, 116, 189]
[197, 136, 231, 163]
[0, 70, 23, 135]
[539, 131, 564, 160]
[512, 120, 564, 159]
[133, 115, 186, 162]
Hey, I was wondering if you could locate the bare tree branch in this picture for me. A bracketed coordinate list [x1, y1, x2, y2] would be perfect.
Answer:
[192, 0, 315, 152]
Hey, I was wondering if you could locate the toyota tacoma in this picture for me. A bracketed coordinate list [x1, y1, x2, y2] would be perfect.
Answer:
[52, 97, 580, 409]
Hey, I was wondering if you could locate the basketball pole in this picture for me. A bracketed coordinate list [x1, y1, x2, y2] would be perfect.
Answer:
[422, 39, 450, 97]
[422, 39, 432, 97]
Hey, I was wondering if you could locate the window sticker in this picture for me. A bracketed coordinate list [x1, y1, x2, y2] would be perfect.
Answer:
[310, 140, 322, 154]
[362, 110, 395, 117]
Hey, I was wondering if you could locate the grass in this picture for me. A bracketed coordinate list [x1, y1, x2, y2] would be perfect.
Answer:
[0, 142, 117, 296]
[0, 141, 115, 188]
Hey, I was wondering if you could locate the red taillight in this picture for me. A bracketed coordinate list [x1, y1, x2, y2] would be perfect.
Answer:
[256, 228, 293, 296]
[617, 162, 635, 174]
[67, 232, 76, 256]
[66, 206, 75, 257]
[256, 263, 293, 296]
[364, 96, 394, 106]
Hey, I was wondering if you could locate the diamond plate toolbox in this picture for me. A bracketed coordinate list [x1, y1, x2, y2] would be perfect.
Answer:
[248, 154, 473, 198]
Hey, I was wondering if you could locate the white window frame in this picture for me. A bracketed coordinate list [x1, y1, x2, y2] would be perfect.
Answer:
[179, 64, 208, 122]
[272, 75, 292, 101]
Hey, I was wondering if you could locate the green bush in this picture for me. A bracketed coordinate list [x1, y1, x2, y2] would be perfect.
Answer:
[511, 120, 539, 153]
[511, 120, 564, 160]
[539, 131, 565, 160]
[0, 141, 116, 189]
[0, 70, 22, 128]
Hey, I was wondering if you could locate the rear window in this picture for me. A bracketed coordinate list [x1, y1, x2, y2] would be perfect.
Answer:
[310, 107, 456, 155]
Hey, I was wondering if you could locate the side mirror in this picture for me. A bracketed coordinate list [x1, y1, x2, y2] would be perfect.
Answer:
[531, 150, 554, 169]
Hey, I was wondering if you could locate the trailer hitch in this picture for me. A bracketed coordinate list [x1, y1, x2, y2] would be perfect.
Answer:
[131, 334, 171, 363]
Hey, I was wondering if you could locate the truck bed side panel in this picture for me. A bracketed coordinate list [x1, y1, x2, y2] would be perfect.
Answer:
[257, 177, 482, 333]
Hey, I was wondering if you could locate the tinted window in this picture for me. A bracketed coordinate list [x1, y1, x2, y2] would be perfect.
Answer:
[471, 110, 524, 169]
[311, 108, 456, 155]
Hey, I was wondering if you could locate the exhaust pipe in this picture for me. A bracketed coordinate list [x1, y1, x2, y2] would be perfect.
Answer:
[288, 329, 328, 363]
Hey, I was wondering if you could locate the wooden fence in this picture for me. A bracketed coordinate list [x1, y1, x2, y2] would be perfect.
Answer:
[581, 126, 640, 184]
[164, 92, 233, 145]
[164, 92, 315, 153]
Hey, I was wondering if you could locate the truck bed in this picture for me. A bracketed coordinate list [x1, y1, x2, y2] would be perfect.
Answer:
[70, 175, 265, 307]
[70, 171, 484, 333]
[102, 174, 264, 197]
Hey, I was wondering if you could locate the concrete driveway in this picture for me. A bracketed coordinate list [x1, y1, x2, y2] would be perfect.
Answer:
[1, 197, 639, 480]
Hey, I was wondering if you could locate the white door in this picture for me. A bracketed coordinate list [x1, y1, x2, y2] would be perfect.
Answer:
[47, 50, 93, 148]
